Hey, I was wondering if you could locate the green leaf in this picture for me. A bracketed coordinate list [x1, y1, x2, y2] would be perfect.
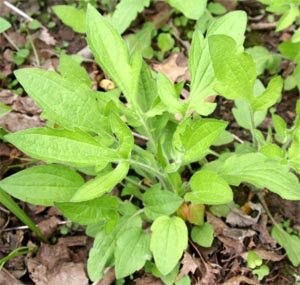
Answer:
[55, 195, 119, 224]
[272, 224, 300, 266]
[247, 251, 263, 269]
[111, 0, 150, 34]
[247, 46, 274, 75]
[0, 17, 11, 33]
[71, 161, 129, 202]
[0, 102, 12, 118]
[157, 33, 175, 52]
[279, 41, 300, 62]
[150, 216, 188, 275]
[143, 185, 183, 220]
[53, 5, 86, 33]
[191, 222, 214, 248]
[14, 68, 108, 135]
[5, 128, 119, 167]
[168, 0, 207, 20]
[58, 53, 91, 87]
[253, 265, 270, 281]
[157, 73, 183, 114]
[215, 153, 300, 200]
[115, 228, 151, 278]
[86, 4, 132, 96]
[0, 188, 47, 242]
[0, 165, 84, 206]
[185, 170, 233, 205]
[251, 76, 283, 111]
[209, 35, 256, 100]
[276, 6, 299, 32]
[174, 119, 227, 164]
[206, 11, 247, 47]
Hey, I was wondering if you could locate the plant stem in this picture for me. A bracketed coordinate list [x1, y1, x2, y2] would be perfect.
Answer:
[124, 176, 149, 192]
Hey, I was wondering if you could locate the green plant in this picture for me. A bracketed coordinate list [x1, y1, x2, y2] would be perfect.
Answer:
[2, 5, 300, 282]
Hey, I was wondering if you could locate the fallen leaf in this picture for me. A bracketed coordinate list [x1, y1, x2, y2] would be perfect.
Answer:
[152, 53, 190, 83]
[177, 252, 199, 280]
[92, 267, 115, 285]
[57, 236, 88, 247]
[206, 212, 229, 236]
[39, 29, 56, 46]
[240, 248, 285, 262]
[0, 268, 24, 285]
[37, 217, 61, 239]
[222, 275, 260, 285]
[135, 274, 164, 285]
[252, 214, 277, 247]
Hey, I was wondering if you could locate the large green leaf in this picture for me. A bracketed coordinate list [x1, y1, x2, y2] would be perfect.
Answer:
[168, 0, 207, 20]
[206, 11, 247, 47]
[70, 161, 129, 202]
[209, 35, 256, 100]
[185, 170, 233, 205]
[115, 228, 151, 278]
[5, 128, 119, 167]
[272, 224, 300, 266]
[14, 68, 108, 135]
[86, 5, 132, 96]
[0, 165, 84, 206]
[214, 153, 300, 200]
[150, 216, 188, 275]
[111, 0, 150, 34]
[53, 5, 86, 33]
[55, 195, 119, 224]
[143, 185, 183, 220]
[173, 119, 227, 164]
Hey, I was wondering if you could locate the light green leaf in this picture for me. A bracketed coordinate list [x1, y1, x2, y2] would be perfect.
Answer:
[71, 161, 129, 202]
[150, 216, 188, 275]
[5, 128, 119, 167]
[276, 6, 299, 32]
[206, 11, 247, 47]
[251, 76, 283, 111]
[209, 35, 256, 100]
[0, 165, 84, 206]
[191, 222, 214, 247]
[55, 195, 119, 224]
[279, 41, 300, 62]
[14, 68, 108, 135]
[216, 153, 300, 200]
[174, 119, 227, 164]
[86, 5, 132, 96]
[185, 170, 233, 205]
[157, 33, 175, 52]
[143, 186, 183, 220]
[58, 53, 91, 87]
[0, 17, 11, 33]
[53, 5, 86, 33]
[157, 73, 183, 114]
[272, 224, 300, 266]
[247, 46, 274, 75]
[115, 228, 151, 278]
[0, 102, 12, 118]
[111, 0, 150, 34]
[168, 0, 207, 20]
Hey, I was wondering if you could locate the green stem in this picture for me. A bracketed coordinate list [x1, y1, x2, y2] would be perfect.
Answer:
[124, 176, 149, 192]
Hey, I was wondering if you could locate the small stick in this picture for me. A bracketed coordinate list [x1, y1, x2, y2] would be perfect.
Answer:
[4, 1, 34, 22]
[232, 134, 244, 144]
[3, 32, 19, 51]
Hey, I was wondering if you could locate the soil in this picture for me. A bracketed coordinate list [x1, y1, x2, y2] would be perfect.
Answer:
[1, 0, 300, 284]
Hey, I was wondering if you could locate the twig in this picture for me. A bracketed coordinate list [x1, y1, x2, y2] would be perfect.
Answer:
[4, 1, 34, 22]
[3, 32, 19, 51]
[132, 131, 149, 141]
[250, 22, 278, 30]
[232, 134, 244, 144]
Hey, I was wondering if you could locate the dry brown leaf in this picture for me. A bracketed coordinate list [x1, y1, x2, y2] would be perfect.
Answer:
[252, 214, 277, 247]
[57, 236, 88, 248]
[135, 274, 164, 285]
[92, 267, 115, 285]
[36, 216, 60, 239]
[152, 53, 190, 83]
[39, 29, 56, 46]
[206, 212, 229, 236]
[177, 252, 199, 280]
[222, 275, 260, 285]
[240, 248, 285, 262]
[214, 0, 237, 11]
[0, 268, 24, 285]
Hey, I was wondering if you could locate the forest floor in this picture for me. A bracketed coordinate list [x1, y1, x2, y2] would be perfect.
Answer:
[1, 0, 300, 284]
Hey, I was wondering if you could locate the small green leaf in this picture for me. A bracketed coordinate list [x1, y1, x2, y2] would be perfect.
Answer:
[0, 17, 11, 33]
[86, 5, 132, 96]
[143, 185, 183, 220]
[191, 222, 214, 247]
[168, 0, 207, 20]
[272, 224, 300, 266]
[279, 41, 300, 63]
[28, 20, 41, 30]
[0, 165, 84, 206]
[71, 161, 129, 202]
[186, 170, 233, 205]
[157, 33, 175, 52]
[0, 102, 12, 118]
[247, 251, 263, 269]
[55, 195, 119, 224]
[115, 228, 151, 278]
[111, 0, 150, 34]
[53, 5, 86, 33]
[253, 265, 270, 281]
[276, 6, 299, 32]
[150, 216, 188, 275]
[5, 128, 119, 167]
